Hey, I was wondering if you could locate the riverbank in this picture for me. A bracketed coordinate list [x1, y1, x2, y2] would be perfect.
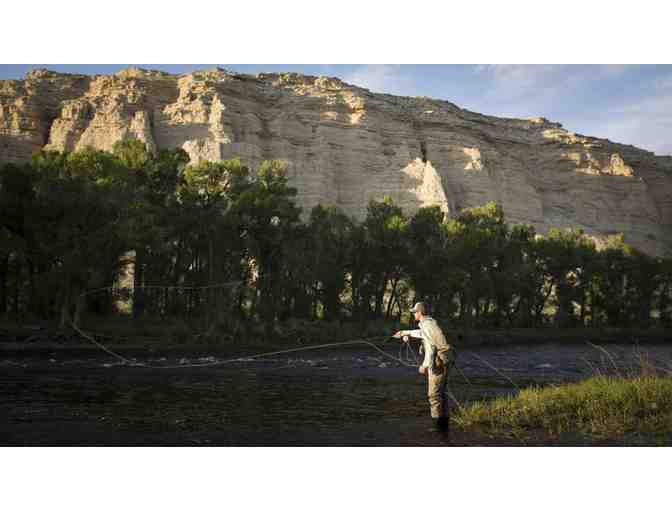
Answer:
[456, 327, 672, 347]
[1, 318, 670, 357]
[454, 374, 672, 443]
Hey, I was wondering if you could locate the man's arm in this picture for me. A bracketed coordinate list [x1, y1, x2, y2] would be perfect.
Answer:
[393, 329, 423, 339]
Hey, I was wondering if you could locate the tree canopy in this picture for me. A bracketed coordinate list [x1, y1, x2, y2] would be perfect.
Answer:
[2, 145, 671, 334]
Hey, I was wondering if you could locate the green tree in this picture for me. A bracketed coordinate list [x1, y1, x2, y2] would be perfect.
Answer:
[450, 202, 508, 327]
[535, 228, 591, 327]
[362, 197, 409, 318]
[407, 206, 446, 309]
[28, 148, 131, 326]
[496, 224, 538, 327]
[657, 258, 672, 326]
[0, 163, 36, 318]
[231, 160, 302, 334]
[308, 205, 354, 320]
[112, 141, 189, 318]
[178, 158, 250, 322]
[592, 235, 632, 327]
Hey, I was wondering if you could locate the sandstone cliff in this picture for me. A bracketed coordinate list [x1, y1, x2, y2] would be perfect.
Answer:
[1, 67, 671, 256]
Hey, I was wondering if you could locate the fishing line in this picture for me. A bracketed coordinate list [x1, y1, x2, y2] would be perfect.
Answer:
[454, 363, 472, 387]
[71, 321, 412, 369]
[467, 351, 520, 391]
[586, 341, 623, 378]
[72, 282, 417, 369]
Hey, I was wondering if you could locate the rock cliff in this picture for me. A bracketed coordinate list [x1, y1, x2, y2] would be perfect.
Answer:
[2, 67, 671, 256]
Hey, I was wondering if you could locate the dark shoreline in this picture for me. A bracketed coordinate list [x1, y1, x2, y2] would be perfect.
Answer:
[457, 327, 672, 347]
[1, 326, 670, 358]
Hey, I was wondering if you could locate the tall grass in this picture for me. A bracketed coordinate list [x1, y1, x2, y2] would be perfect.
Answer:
[454, 374, 672, 438]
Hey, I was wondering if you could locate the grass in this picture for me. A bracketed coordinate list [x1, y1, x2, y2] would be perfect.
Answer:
[454, 374, 672, 440]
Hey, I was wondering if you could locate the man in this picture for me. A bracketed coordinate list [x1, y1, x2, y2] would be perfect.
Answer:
[393, 302, 455, 433]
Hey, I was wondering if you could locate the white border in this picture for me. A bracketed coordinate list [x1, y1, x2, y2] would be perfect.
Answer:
[3, 1, 672, 63]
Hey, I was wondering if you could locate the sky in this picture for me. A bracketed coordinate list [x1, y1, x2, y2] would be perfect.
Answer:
[2, 64, 671, 156]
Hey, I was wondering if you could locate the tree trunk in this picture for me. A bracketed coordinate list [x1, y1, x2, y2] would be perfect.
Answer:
[589, 287, 598, 327]
[73, 283, 84, 328]
[457, 292, 466, 324]
[208, 237, 216, 326]
[132, 248, 145, 319]
[59, 278, 71, 329]
[579, 290, 586, 327]
[639, 294, 652, 328]
[374, 272, 389, 318]
[171, 240, 183, 315]
[386, 277, 399, 319]
[0, 253, 8, 316]
[27, 258, 36, 317]
[662, 282, 672, 327]
[13, 257, 20, 317]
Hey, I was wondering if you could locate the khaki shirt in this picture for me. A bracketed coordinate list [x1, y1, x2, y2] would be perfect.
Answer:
[402, 316, 451, 372]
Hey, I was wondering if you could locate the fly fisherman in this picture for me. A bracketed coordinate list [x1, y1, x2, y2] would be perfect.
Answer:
[393, 302, 455, 433]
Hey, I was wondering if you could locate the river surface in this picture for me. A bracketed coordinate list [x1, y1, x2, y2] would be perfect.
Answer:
[2, 342, 671, 446]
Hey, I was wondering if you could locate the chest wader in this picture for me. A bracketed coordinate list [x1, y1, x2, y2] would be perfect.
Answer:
[427, 348, 454, 432]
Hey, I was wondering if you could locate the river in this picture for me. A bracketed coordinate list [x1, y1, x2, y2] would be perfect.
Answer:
[2, 342, 671, 445]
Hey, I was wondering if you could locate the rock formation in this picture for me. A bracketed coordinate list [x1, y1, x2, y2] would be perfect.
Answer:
[1, 67, 671, 256]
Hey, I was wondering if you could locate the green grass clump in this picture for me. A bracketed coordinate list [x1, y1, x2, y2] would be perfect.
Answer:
[454, 375, 672, 439]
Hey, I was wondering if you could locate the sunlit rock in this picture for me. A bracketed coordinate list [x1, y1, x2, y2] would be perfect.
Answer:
[1, 67, 671, 256]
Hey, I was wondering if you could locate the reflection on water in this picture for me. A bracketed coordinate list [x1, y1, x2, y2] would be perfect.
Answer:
[2, 343, 671, 445]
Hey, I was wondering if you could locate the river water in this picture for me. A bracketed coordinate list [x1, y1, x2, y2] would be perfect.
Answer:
[2, 342, 671, 446]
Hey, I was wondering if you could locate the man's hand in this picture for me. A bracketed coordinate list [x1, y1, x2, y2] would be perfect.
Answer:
[418, 366, 428, 375]
[393, 331, 411, 343]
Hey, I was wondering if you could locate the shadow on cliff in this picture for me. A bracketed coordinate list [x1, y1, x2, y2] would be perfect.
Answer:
[153, 123, 213, 150]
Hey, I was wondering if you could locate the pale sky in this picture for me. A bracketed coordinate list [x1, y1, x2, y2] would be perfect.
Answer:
[2, 64, 671, 156]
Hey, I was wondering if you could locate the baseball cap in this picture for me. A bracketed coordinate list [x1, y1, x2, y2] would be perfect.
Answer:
[410, 302, 426, 314]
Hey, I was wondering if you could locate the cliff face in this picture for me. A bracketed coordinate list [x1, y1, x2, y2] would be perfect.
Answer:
[2, 67, 671, 256]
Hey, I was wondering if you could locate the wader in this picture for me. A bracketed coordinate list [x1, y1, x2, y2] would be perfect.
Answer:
[428, 348, 455, 432]
[428, 366, 449, 419]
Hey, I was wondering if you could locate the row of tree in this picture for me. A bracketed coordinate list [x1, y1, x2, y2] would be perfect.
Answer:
[2, 141, 671, 333]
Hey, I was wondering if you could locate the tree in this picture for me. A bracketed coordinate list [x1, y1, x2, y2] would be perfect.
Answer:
[534, 228, 589, 327]
[113, 141, 189, 318]
[308, 205, 354, 320]
[450, 202, 508, 327]
[496, 223, 538, 327]
[231, 160, 302, 334]
[592, 235, 632, 327]
[29, 148, 131, 326]
[178, 158, 250, 322]
[407, 206, 446, 311]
